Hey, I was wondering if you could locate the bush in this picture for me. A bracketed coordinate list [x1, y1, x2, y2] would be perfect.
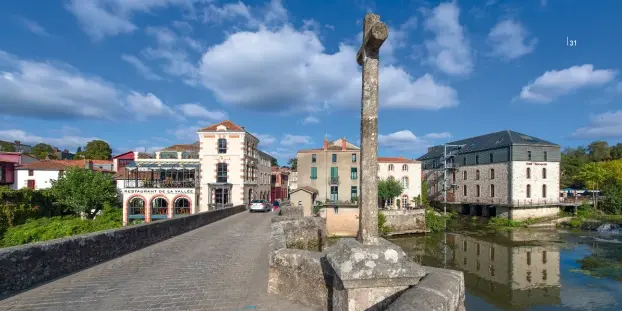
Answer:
[0, 187, 59, 236]
[378, 211, 391, 236]
[425, 208, 451, 232]
[487, 217, 523, 228]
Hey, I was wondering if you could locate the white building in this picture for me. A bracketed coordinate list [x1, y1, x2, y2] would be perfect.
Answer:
[14, 160, 113, 190]
[378, 157, 422, 209]
[289, 171, 298, 192]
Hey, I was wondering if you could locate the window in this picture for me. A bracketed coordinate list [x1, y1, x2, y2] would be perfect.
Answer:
[388, 164, 394, 171]
[351, 186, 358, 199]
[489, 153, 494, 163]
[330, 186, 338, 201]
[476, 170, 480, 180]
[351, 167, 357, 180]
[463, 241, 467, 251]
[463, 185, 467, 196]
[490, 169, 495, 179]
[312, 154, 316, 163]
[490, 247, 495, 260]
[58, 170, 64, 178]
[332, 154, 337, 163]
[28, 169, 34, 176]
[402, 176, 409, 188]
[526, 167, 531, 179]
[476, 185, 480, 197]
[217, 163, 228, 183]
[544, 151, 548, 161]
[528, 150, 532, 161]
[352, 153, 357, 162]
[526, 184, 531, 198]
[476, 243, 480, 256]
[218, 139, 227, 154]
[330, 167, 338, 178]
[542, 168, 547, 179]
[452, 171, 456, 183]
[463, 157, 467, 165]
[151, 197, 168, 219]
[463, 171, 467, 180]
[543, 270, 547, 281]
[527, 251, 531, 265]
[174, 198, 191, 215]
[542, 184, 547, 198]
[311, 167, 317, 179]
[475, 155, 479, 164]
[543, 251, 548, 264]
[491, 185, 495, 198]
[402, 164, 408, 171]
[215, 188, 229, 205]
[128, 197, 145, 218]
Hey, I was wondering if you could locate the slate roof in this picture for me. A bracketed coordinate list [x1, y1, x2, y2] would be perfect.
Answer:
[417, 130, 559, 161]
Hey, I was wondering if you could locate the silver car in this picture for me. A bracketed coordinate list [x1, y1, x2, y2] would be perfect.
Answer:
[249, 199, 271, 212]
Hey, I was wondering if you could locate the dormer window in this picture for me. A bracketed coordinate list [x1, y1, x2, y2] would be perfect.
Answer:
[218, 139, 227, 154]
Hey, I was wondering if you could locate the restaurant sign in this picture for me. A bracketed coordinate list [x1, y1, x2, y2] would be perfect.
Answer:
[122, 188, 195, 195]
[526, 162, 547, 166]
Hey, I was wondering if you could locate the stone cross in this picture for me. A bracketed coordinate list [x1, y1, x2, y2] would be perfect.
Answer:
[357, 13, 388, 245]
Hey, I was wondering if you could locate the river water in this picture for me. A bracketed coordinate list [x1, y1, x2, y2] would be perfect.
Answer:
[389, 228, 622, 311]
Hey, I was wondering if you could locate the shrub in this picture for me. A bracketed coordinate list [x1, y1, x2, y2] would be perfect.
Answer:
[0, 187, 59, 236]
[425, 208, 451, 232]
[378, 211, 391, 236]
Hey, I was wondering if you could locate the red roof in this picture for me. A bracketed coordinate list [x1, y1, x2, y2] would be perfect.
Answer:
[16, 159, 113, 171]
[161, 142, 199, 152]
[113, 151, 134, 159]
[378, 156, 419, 163]
[199, 120, 245, 132]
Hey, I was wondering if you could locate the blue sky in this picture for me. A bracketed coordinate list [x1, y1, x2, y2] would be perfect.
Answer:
[0, 0, 621, 165]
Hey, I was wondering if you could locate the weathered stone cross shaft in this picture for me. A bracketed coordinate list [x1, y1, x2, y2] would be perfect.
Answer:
[357, 13, 388, 245]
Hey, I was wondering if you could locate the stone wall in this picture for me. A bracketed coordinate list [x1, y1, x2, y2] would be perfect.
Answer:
[386, 267, 465, 311]
[383, 209, 426, 235]
[0, 205, 246, 299]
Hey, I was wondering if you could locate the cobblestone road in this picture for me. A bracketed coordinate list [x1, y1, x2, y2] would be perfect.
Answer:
[1, 211, 315, 311]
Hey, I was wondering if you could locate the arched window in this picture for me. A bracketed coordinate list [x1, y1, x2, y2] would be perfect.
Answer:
[463, 185, 467, 196]
[490, 185, 495, 198]
[490, 169, 495, 179]
[542, 184, 547, 198]
[218, 138, 227, 154]
[217, 163, 228, 183]
[388, 164, 394, 171]
[542, 168, 547, 179]
[526, 184, 531, 198]
[476, 170, 480, 180]
[526, 167, 531, 179]
[128, 197, 145, 219]
[151, 197, 168, 219]
[401, 176, 409, 188]
[463, 171, 467, 180]
[402, 164, 408, 171]
[476, 185, 480, 197]
[174, 197, 191, 215]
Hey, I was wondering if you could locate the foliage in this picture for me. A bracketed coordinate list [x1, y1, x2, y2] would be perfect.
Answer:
[576, 162, 608, 210]
[312, 201, 323, 215]
[561, 142, 622, 188]
[50, 167, 118, 219]
[378, 211, 391, 236]
[0, 187, 59, 236]
[271, 158, 278, 166]
[600, 159, 622, 184]
[419, 180, 430, 208]
[487, 217, 524, 228]
[1, 205, 122, 247]
[287, 158, 297, 171]
[600, 181, 622, 215]
[378, 177, 403, 208]
[425, 208, 452, 232]
[0, 141, 15, 152]
[84, 140, 112, 160]
[31, 143, 55, 159]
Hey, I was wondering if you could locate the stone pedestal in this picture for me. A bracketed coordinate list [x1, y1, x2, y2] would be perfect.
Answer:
[325, 238, 426, 311]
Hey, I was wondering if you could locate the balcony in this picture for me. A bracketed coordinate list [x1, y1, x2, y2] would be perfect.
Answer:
[124, 179, 197, 188]
[329, 176, 339, 185]
[135, 151, 200, 160]
[443, 162, 458, 170]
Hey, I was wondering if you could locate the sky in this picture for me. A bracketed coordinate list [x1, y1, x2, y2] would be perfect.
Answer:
[0, 0, 621, 165]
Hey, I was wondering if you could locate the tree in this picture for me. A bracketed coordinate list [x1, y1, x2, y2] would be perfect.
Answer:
[600, 159, 622, 184]
[271, 158, 278, 167]
[378, 177, 403, 209]
[415, 180, 430, 208]
[611, 143, 622, 160]
[31, 143, 54, 159]
[288, 158, 298, 171]
[576, 163, 607, 211]
[587, 141, 611, 162]
[84, 140, 112, 160]
[50, 167, 117, 219]
[0, 141, 15, 152]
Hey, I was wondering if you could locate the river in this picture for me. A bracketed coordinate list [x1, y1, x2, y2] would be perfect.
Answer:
[389, 227, 622, 311]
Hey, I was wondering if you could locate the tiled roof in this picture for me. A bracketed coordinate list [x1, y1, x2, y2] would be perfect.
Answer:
[378, 156, 419, 163]
[298, 138, 360, 153]
[16, 160, 78, 171]
[161, 142, 200, 152]
[198, 120, 245, 132]
[417, 130, 559, 161]
[113, 151, 134, 159]
[292, 186, 318, 194]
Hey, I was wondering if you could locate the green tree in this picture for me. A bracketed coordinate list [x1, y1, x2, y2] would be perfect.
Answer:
[271, 158, 278, 167]
[84, 140, 112, 160]
[600, 182, 622, 215]
[31, 143, 54, 159]
[576, 162, 608, 211]
[50, 167, 117, 219]
[378, 177, 403, 209]
[0, 141, 15, 152]
[611, 143, 622, 160]
[588, 141, 611, 162]
[287, 158, 297, 171]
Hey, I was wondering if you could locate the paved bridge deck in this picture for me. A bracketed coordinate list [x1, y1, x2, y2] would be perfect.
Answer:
[1, 212, 315, 311]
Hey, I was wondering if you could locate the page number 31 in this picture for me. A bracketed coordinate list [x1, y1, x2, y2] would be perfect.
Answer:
[566, 37, 577, 47]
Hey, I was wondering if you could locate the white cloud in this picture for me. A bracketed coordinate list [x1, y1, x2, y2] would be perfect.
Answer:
[280, 134, 313, 146]
[424, 132, 452, 139]
[571, 110, 622, 139]
[169, 123, 203, 141]
[379, 130, 452, 152]
[203, 1, 255, 26]
[146, 26, 178, 46]
[423, 2, 474, 76]
[487, 19, 537, 60]
[172, 20, 193, 33]
[0, 129, 100, 150]
[199, 25, 458, 112]
[15, 16, 51, 37]
[121, 54, 163, 80]
[252, 133, 277, 146]
[178, 103, 227, 120]
[126, 92, 173, 119]
[520, 64, 618, 103]
[302, 116, 320, 124]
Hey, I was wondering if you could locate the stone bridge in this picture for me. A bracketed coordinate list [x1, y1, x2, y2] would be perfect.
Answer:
[1, 212, 314, 311]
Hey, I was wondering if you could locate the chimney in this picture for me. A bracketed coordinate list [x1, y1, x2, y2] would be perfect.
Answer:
[323, 138, 329, 151]
[341, 137, 347, 151]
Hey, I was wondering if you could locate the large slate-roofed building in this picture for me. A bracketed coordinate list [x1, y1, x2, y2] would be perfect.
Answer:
[417, 130, 561, 220]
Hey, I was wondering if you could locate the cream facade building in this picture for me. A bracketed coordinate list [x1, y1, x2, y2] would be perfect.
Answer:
[378, 157, 422, 209]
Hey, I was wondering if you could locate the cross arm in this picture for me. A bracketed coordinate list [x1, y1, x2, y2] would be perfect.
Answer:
[356, 21, 389, 66]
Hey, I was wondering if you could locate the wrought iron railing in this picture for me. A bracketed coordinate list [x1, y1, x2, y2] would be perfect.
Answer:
[137, 152, 155, 159]
[159, 151, 178, 159]
[124, 180, 196, 188]
[330, 177, 339, 185]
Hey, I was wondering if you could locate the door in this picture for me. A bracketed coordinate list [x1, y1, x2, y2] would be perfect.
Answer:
[330, 186, 338, 201]
[27, 180, 35, 189]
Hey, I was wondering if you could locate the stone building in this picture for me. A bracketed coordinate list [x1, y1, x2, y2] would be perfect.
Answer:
[417, 130, 561, 220]
[378, 157, 422, 209]
[271, 166, 289, 202]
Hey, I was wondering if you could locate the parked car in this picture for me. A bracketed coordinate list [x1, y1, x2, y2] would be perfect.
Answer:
[249, 199, 271, 212]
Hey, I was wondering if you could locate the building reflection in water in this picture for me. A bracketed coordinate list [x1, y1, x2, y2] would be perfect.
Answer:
[393, 229, 561, 310]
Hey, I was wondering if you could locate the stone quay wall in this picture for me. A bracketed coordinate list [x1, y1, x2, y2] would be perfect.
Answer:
[0, 205, 247, 299]
[383, 209, 426, 235]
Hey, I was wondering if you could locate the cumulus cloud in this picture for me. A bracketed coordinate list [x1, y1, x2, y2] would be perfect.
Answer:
[280, 134, 313, 146]
[252, 133, 277, 146]
[520, 64, 618, 103]
[121, 54, 163, 80]
[423, 2, 474, 76]
[0, 129, 100, 150]
[302, 116, 320, 124]
[379, 130, 452, 152]
[126, 92, 174, 119]
[487, 19, 537, 60]
[178, 103, 228, 120]
[571, 110, 622, 139]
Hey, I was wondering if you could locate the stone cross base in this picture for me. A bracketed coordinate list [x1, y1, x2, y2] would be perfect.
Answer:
[325, 238, 427, 311]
